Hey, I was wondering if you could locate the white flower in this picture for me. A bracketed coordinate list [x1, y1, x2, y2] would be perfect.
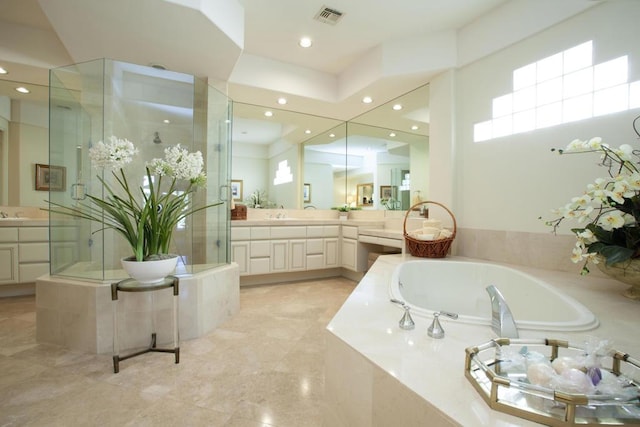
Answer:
[565, 139, 588, 152]
[89, 136, 138, 169]
[588, 137, 603, 149]
[614, 144, 634, 161]
[597, 210, 626, 230]
[576, 229, 596, 243]
[158, 144, 206, 182]
[571, 244, 585, 263]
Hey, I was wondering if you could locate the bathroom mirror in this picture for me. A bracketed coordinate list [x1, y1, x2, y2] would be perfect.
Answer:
[346, 83, 430, 210]
[0, 78, 50, 207]
[1, 75, 430, 211]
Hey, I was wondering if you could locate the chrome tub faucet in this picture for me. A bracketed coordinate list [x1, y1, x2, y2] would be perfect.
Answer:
[486, 285, 519, 338]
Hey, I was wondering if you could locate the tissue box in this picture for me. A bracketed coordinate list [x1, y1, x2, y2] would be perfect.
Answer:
[231, 204, 247, 220]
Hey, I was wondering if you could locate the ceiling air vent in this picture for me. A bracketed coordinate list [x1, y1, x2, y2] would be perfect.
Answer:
[314, 6, 344, 25]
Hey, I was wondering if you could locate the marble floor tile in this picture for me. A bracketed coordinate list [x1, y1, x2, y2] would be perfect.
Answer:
[0, 278, 356, 426]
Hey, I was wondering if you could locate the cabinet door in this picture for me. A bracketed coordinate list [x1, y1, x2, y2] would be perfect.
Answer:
[324, 238, 339, 268]
[341, 239, 357, 271]
[270, 240, 288, 272]
[231, 241, 250, 275]
[289, 239, 306, 271]
[0, 243, 19, 284]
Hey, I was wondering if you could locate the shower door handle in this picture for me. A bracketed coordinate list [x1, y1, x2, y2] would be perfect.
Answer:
[219, 184, 229, 202]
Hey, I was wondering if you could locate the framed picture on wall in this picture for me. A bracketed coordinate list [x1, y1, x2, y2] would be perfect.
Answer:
[231, 180, 243, 201]
[35, 164, 66, 191]
[380, 185, 392, 200]
[303, 183, 311, 203]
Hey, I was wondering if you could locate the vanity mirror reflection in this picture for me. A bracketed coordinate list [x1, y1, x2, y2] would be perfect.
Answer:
[2, 73, 430, 212]
[0, 78, 49, 207]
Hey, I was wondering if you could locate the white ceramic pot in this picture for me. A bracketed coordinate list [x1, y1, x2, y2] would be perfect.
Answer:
[121, 256, 178, 284]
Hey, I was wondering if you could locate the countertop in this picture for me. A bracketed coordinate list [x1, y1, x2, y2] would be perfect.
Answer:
[230, 218, 385, 227]
[0, 218, 49, 227]
[327, 254, 640, 426]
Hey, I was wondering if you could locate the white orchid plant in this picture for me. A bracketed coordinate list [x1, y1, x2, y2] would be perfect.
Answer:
[47, 136, 221, 261]
[545, 136, 640, 275]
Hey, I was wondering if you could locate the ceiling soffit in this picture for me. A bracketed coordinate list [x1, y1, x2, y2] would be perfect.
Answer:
[38, 0, 243, 82]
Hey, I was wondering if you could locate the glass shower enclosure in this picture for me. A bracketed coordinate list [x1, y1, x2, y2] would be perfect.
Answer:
[48, 59, 231, 282]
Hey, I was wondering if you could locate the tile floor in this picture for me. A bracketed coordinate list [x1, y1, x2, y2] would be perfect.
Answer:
[0, 277, 357, 426]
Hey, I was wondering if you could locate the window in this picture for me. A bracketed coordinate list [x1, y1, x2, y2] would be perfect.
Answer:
[474, 41, 639, 142]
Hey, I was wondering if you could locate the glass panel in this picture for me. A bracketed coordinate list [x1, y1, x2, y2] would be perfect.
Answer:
[49, 59, 231, 281]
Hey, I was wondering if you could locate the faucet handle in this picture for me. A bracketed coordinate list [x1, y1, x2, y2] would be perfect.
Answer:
[399, 305, 415, 330]
[427, 311, 458, 339]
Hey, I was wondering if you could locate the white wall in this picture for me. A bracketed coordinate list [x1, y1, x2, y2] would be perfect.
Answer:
[8, 100, 49, 207]
[231, 145, 269, 204]
[304, 162, 334, 208]
[443, 1, 640, 234]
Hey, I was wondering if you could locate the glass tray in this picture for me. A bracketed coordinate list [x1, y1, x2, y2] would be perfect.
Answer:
[465, 338, 640, 426]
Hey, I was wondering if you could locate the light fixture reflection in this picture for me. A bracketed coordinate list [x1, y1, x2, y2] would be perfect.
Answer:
[264, 111, 273, 117]
[277, 97, 287, 105]
[15, 87, 30, 94]
[362, 96, 373, 104]
[0, 67, 7, 75]
[393, 104, 403, 110]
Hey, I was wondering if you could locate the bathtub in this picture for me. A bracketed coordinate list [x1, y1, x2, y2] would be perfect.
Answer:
[389, 259, 599, 332]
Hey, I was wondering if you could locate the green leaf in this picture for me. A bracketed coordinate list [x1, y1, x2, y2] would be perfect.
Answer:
[598, 245, 635, 265]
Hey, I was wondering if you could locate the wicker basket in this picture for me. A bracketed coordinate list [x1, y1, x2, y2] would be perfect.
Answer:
[403, 201, 456, 258]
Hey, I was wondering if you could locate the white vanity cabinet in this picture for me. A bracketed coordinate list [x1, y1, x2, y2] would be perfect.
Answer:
[232, 223, 343, 276]
[341, 225, 368, 272]
[0, 228, 19, 284]
[306, 225, 340, 270]
[0, 223, 51, 285]
[230, 227, 251, 275]
[18, 226, 50, 283]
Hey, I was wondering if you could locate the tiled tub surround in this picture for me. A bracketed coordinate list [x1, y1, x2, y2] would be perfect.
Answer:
[324, 254, 640, 426]
[36, 264, 240, 354]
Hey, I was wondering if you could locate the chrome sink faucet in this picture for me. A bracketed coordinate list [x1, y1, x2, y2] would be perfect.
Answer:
[486, 285, 519, 338]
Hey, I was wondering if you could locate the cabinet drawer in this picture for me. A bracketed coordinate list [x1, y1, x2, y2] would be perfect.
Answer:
[270, 226, 306, 239]
[324, 225, 340, 237]
[19, 243, 50, 262]
[19, 263, 49, 283]
[306, 254, 324, 270]
[251, 227, 270, 240]
[251, 240, 270, 258]
[250, 258, 270, 275]
[0, 228, 18, 242]
[232, 227, 251, 241]
[19, 227, 49, 242]
[342, 226, 358, 239]
[306, 226, 324, 238]
[306, 238, 323, 254]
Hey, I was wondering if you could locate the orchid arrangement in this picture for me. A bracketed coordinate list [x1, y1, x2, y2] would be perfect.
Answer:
[545, 136, 640, 275]
[48, 136, 221, 261]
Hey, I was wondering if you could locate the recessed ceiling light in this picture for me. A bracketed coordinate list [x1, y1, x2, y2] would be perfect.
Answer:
[389, 132, 396, 137]
[299, 37, 312, 48]
[163, 119, 171, 124]
[264, 111, 273, 117]
[15, 87, 30, 94]
[0, 67, 7, 75]
[362, 96, 373, 104]
[411, 125, 419, 130]
[277, 97, 287, 105]
[329, 133, 336, 138]
[305, 129, 311, 134]
[392, 104, 403, 111]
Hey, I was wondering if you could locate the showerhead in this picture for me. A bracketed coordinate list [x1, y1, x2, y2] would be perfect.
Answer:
[153, 132, 162, 144]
